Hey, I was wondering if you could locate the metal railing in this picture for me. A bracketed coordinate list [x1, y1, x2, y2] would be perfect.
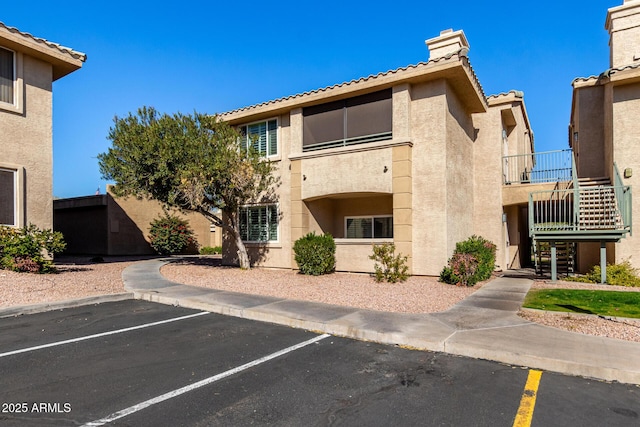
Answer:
[503, 149, 573, 185]
[614, 163, 633, 235]
[529, 189, 575, 234]
[529, 185, 632, 236]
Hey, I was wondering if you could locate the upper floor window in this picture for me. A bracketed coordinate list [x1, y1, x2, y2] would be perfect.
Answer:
[0, 168, 16, 226]
[239, 119, 278, 157]
[0, 47, 15, 105]
[239, 204, 278, 242]
[345, 215, 393, 239]
[303, 89, 392, 152]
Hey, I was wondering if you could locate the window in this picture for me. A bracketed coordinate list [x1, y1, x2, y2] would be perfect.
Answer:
[0, 168, 16, 226]
[303, 89, 392, 151]
[0, 47, 15, 105]
[345, 216, 393, 239]
[239, 119, 278, 157]
[239, 204, 278, 242]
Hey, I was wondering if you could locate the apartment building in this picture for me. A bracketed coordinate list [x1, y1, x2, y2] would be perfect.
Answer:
[220, 29, 534, 276]
[0, 22, 85, 231]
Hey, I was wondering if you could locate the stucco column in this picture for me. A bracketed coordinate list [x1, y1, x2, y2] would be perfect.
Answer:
[392, 144, 413, 273]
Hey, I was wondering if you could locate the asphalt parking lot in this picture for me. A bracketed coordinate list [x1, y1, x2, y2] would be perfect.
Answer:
[0, 300, 638, 426]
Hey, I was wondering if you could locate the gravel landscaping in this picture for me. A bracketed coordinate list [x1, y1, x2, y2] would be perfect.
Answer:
[1, 256, 638, 343]
[160, 257, 480, 314]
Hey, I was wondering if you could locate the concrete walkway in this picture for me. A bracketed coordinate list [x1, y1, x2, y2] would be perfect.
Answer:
[122, 258, 640, 385]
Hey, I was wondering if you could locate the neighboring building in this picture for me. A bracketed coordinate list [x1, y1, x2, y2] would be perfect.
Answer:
[0, 22, 85, 230]
[220, 1, 637, 279]
[54, 188, 221, 255]
[568, 0, 639, 274]
[220, 29, 536, 276]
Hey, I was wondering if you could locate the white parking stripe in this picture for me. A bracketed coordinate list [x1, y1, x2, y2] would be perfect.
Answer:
[82, 333, 331, 426]
[0, 311, 210, 358]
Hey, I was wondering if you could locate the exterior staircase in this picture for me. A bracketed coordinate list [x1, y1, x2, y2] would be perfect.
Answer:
[535, 241, 575, 276]
[509, 150, 632, 282]
[577, 177, 623, 230]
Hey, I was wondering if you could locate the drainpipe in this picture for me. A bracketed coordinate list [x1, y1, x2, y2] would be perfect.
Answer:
[551, 241, 557, 283]
[600, 241, 607, 284]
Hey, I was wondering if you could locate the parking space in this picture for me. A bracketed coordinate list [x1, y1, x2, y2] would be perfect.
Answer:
[0, 300, 638, 426]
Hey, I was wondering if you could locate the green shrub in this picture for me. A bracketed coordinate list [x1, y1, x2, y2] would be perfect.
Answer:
[440, 235, 496, 286]
[293, 232, 336, 275]
[0, 224, 66, 273]
[369, 243, 409, 283]
[566, 260, 640, 287]
[439, 266, 457, 285]
[199, 246, 222, 255]
[148, 214, 196, 255]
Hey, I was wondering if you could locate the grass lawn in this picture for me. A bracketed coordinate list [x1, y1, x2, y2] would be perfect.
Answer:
[523, 289, 640, 318]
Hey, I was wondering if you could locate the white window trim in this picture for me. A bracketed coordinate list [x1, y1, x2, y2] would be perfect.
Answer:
[239, 203, 279, 243]
[239, 118, 279, 159]
[0, 48, 24, 115]
[0, 164, 25, 227]
[344, 215, 393, 239]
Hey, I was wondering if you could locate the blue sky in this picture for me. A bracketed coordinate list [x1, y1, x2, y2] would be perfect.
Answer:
[3, 0, 615, 198]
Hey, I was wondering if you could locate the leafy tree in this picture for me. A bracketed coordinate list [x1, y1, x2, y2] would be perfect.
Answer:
[98, 106, 278, 269]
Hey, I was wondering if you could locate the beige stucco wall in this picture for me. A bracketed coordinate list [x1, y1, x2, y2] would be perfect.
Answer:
[410, 80, 448, 275]
[300, 148, 393, 200]
[444, 81, 475, 263]
[606, 0, 640, 68]
[472, 107, 505, 269]
[612, 82, 640, 266]
[573, 85, 606, 178]
[0, 55, 53, 230]
[106, 193, 220, 255]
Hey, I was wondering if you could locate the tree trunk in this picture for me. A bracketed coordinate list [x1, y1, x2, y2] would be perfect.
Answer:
[232, 228, 251, 270]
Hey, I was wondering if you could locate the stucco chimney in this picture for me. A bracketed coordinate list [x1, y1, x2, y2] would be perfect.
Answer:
[605, 0, 640, 68]
[425, 29, 469, 61]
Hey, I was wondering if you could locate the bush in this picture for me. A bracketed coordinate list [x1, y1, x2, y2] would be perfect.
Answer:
[200, 246, 222, 255]
[369, 243, 409, 283]
[566, 260, 640, 287]
[293, 232, 336, 275]
[450, 252, 479, 287]
[440, 235, 496, 286]
[148, 214, 196, 255]
[0, 224, 66, 273]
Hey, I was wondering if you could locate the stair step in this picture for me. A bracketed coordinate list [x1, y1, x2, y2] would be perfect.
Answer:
[578, 177, 611, 187]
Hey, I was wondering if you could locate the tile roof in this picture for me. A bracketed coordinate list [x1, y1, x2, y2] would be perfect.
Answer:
[572, 63, 640, 84]
[487, 90, 524, 100]
[0, 21, 87, 62]
[221, 48, 485, 117]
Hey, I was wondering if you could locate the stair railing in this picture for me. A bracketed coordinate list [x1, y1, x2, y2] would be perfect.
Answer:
[613, 162, 633, 235]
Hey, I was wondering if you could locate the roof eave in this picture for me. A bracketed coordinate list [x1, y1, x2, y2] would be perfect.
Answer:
[221, 51, 487, 125]
[0, 23, 86, 81]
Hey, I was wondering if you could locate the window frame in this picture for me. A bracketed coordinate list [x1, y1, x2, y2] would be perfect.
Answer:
[0, 166, 19, 227]
[0, 46, 23, 114]
[344, 215, 394, 239]
[239, 203, 279, 243]
[239, 118, 279, 158]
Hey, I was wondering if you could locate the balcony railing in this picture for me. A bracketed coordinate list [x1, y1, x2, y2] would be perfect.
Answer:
[503, 149, 573, 185]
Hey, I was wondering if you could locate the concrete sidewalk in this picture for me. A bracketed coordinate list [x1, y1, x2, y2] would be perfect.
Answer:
[122, 258, 640, 385]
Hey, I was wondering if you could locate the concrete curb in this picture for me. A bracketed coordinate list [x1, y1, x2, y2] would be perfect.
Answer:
[123, 258, 640, 385]
[0, 293, 134, 318]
